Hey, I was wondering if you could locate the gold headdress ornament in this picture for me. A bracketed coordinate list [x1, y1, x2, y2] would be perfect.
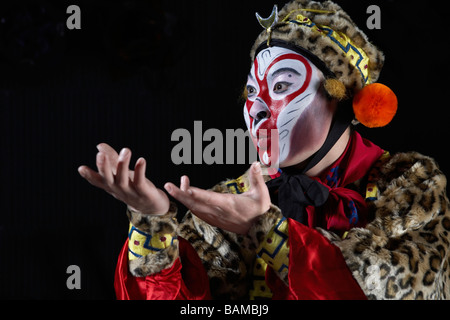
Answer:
[256, 5, 336, 46]
[255, 5, 279, 46]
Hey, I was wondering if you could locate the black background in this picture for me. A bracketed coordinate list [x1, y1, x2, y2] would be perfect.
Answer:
[1, 0, 449, 299]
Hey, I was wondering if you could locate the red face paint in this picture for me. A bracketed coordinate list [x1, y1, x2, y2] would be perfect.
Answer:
[244, 47, 323, 168]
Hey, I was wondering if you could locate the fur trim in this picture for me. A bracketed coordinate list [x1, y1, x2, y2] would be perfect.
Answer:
[126, 202, 179, 277]
[129, 243, 179, 277]
[179, 211, 251, 299]
[177, 202, 282, 299]
[320, 152, 450, 299]
[242, 204, 284, 251]
[126, 202, 178, 235]
[369, 152, 447, 238]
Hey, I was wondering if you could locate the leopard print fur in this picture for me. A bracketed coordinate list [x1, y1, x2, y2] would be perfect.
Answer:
[178, 201, 283, 299]
[250, 0, 385, 91]
[127, 203, 180, 277]
[319, 152, 450, 299]
[127, 152, 450, 300]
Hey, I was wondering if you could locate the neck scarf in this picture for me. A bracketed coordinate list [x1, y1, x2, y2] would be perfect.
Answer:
[266, 101, 352, 223]
[267, 126, 384, 226]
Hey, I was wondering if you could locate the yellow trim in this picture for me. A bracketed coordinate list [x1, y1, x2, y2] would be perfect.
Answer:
[281, 8, 335, 22]
[249, 257, 273, 300]
[128, 223, 177, 261]
[284, 13, 372, 85]
[257, 217, 289, 277]
[226, 175, 250, 194]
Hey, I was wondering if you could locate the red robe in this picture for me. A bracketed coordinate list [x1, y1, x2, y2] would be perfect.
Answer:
[115, 132, 383, 300]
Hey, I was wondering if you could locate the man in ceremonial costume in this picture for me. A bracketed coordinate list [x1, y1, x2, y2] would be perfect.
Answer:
[79, 0, 450, 300]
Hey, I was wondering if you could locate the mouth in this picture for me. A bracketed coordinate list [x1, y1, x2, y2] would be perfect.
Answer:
[257, 136, 271, 150]
[251, 125, 272, 151]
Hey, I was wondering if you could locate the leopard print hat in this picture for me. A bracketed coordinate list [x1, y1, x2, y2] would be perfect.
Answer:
[250, 0, 397, 128]
[250, 0, 385, 93]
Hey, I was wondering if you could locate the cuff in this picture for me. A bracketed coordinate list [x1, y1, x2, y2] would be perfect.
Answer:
[241, 204, 289, 285]
[126, 202, 179, 277]
[242, 204, 283, 251]
[256, 217, 289, 284]
[126, 202, 178, 235]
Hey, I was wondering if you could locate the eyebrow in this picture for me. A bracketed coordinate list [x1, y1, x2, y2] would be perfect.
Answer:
[247, 73, 255, 81]
[270, 67, 301, 80]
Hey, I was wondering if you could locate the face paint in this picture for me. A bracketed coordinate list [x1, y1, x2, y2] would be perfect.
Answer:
[244, 46, 332, 168]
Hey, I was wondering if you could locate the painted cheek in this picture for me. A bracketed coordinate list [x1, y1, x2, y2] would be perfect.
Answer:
[245, 100, 254, 130]
[257, 55, 313, 130]
[247, 54, 313, 141]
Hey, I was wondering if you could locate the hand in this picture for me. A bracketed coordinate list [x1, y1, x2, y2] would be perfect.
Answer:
[78, 143, 170, 215]
[164, 162, 271, 234]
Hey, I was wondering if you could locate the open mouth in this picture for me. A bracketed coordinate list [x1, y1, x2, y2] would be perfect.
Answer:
[257, 136, 272, 150]
[252, 124, 272, 151]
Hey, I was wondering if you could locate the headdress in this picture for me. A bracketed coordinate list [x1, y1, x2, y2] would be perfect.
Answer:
[252, 0, 397, 128]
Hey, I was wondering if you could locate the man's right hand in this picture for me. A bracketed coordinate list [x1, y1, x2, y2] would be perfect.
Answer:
[78, 143, 170, 215]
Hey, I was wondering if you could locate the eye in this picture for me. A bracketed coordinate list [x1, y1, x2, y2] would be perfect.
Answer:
[273, 82, 292, 94]
[247, 85, 257, 97]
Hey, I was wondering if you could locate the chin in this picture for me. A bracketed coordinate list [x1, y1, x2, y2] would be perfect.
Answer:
[279, 156, 307, 169]
[279, 142, 324, 169]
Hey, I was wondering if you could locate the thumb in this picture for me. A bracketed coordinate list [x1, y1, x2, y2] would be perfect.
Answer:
[248, 162, 271, 213]
[248, 162, 267, 195]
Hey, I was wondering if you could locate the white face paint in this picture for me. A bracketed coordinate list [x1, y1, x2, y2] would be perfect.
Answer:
[244, 46, 333, 168]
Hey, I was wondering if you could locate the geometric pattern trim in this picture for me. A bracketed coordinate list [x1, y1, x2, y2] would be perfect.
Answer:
[128, 223, 178, 261]
[290, 14, 371, 85]
[257, 217, 289, 276]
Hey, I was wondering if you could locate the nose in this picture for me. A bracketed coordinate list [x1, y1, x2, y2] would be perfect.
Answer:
[250, 98, 271, 126]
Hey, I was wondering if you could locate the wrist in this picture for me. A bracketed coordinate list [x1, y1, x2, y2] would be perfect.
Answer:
[130, 191, 170, 216]
[130, 205, 168, 216]
[126, 202, 178, 235]
[241, 204, 283, 250]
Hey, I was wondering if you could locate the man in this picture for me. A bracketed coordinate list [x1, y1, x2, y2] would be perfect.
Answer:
[79, 0, 450, 300]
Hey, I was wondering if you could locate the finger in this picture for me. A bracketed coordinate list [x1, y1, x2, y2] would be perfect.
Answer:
[133, 157, 148, 193]
[165, 182, 193, 204]
[78, 165, 107, 190]
[96, 152, 114, 186]
[180, 175, 190, 192]
[164, 182, 213, 214]
[97, 143, 120, 174]
[188, 186, 230, 208]
[115, 148, 132, 189]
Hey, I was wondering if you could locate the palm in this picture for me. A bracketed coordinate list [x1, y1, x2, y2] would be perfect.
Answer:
[164, 162, 270, 234]
[78, 143, 170, 215]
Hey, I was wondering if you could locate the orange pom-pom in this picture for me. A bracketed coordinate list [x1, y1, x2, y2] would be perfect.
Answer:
[352, 83, 398, 128]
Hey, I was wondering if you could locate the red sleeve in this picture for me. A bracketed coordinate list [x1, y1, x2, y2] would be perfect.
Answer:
[114, 238, 211, 300]
[267, 218, 367, 300]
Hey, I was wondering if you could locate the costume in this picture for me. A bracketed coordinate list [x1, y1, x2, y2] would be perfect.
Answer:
[114, 0, 450, 300]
